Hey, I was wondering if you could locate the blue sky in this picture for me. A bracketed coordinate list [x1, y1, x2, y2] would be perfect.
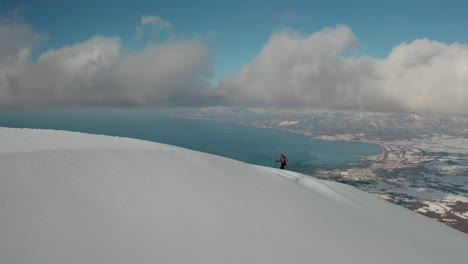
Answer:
[2, 0, 468, 81]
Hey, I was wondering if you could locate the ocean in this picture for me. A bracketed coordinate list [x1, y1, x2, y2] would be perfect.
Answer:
[0, 108, 381, 170]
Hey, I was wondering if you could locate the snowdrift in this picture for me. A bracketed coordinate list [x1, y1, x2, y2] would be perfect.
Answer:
[1, 127, 467, 263]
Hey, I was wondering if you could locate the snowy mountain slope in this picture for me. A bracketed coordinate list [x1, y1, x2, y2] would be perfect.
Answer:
[1, 128, 467, 264]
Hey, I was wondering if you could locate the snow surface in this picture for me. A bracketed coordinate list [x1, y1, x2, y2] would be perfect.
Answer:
[1, 127, 467, 264]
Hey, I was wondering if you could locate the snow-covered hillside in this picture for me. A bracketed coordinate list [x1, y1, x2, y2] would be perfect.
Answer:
[1, 128, 467, 264]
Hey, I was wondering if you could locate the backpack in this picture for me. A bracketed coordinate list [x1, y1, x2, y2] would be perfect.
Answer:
[282, 156, 288, 165]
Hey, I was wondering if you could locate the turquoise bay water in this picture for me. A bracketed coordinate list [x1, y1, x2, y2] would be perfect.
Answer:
[0, 108, 381, 170]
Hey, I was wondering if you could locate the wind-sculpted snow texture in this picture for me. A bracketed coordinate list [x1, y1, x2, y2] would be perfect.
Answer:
[0, 128, 467, 264]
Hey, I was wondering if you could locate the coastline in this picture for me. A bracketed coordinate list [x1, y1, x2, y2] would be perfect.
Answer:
[174, 114, 385, 160]
[173, 114, 468, 234]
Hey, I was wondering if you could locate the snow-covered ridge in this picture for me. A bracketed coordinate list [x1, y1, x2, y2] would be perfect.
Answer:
[1, 127, 467, 264]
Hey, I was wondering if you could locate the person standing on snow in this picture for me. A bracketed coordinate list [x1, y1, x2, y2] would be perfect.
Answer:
[276, 154, 288, 170]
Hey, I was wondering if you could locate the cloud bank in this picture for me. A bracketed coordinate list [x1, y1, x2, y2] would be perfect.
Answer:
[218, 25, 468, 115]
[0, 19, 213, 108]
[1, 17, 467, 115]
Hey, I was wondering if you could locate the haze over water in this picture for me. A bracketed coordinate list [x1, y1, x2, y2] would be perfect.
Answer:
[0, 108, 381, 170]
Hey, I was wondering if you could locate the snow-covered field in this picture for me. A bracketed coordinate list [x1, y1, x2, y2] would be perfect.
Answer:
[1, 127, 467, 264]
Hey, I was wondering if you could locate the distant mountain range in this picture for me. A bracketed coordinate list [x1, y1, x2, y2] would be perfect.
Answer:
[175, 107, 468, 141]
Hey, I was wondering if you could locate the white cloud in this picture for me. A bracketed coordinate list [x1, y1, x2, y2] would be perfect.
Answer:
[217, 26, 376, 108]
[0, 22, 43, 106]
[0, 23, 41, 65]
[141, 15, 171, 27]
[2, 19, 468, 115]
[136, 15, 173, 39]
[218, 25, 468, 116]
[379, 39, 468, 115]
[0, 21, 213, 108]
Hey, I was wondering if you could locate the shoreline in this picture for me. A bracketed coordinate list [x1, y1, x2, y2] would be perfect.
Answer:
[174, 114, 386, 160]
[174, 114, 468, 234]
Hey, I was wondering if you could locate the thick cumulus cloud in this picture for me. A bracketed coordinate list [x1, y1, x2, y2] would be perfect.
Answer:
[0, 21, 212, 108]
[0, 23, 43, 105]
[218, 25, 468, 115]
[380, 39, 468, 115]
